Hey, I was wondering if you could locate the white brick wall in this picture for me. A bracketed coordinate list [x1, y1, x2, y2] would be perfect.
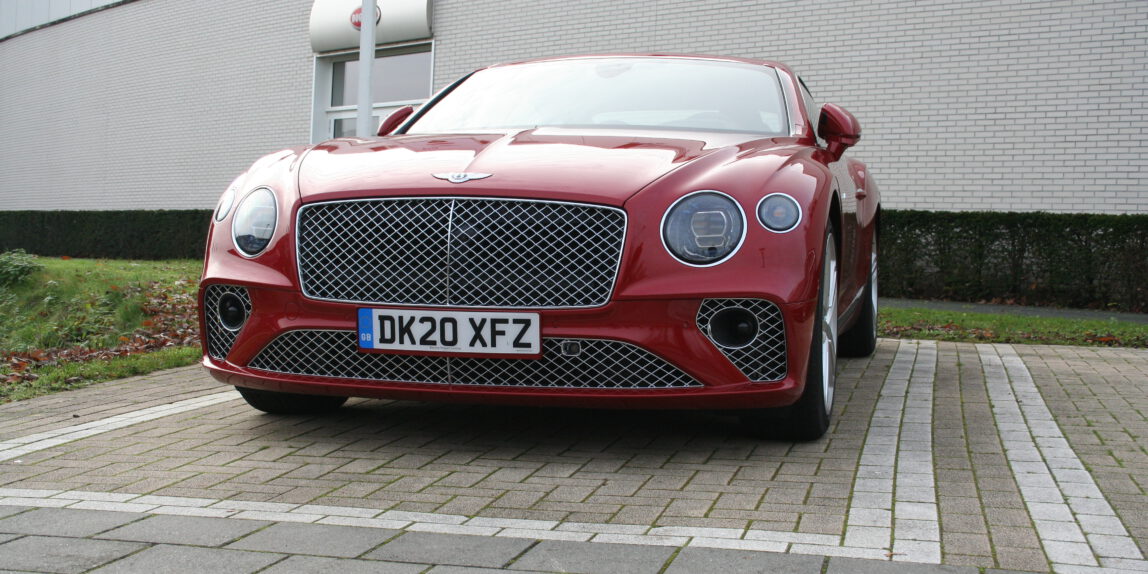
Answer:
[1, 0, 1145, 213]
[0, 0, 315, 210]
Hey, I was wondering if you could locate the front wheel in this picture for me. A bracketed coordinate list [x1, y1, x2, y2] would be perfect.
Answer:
[742, 228, 837, 441]
[236, 386, 348, 414]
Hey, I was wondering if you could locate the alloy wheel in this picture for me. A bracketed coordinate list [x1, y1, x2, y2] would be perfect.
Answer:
[821, 236, 838, 413]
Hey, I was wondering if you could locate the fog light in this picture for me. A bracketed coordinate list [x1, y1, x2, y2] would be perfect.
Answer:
[708, 307, 759, 349]
[217, 293, 248, 331]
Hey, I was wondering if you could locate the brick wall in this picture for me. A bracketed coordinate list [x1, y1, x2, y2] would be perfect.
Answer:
[0, 0, 315, 210]
[1, 0, 1145, 213]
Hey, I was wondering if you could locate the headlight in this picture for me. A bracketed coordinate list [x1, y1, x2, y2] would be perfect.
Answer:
[232, 187, 277, 256]
[214, 182, 238, 222]
[757, 193, 801, 233]
[661, 191, 746, 266]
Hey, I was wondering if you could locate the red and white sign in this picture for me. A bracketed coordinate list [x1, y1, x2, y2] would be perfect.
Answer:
[350, 5, 382, 30]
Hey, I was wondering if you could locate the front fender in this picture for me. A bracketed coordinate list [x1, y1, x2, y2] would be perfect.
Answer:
[202, 148, 308, 290]
[616, 146, 836, 304]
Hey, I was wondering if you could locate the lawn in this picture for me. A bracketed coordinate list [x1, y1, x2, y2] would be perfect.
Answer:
[880, 306, 1147, 348]
[0, 252, 201, 401]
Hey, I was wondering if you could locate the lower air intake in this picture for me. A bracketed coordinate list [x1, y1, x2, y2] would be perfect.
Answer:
[203, 284, 252, 361]
[696, 298, 787, 382]
[248, 331, 702, 389]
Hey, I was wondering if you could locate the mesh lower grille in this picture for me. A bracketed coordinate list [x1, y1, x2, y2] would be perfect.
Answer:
[297, 198, 626, 308]
[203, 285, 252, 361]
[248, 331, 701, 389]
[696, 299, 787, 382]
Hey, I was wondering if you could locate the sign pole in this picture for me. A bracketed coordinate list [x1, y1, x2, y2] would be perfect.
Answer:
[355, 0, 376, 137]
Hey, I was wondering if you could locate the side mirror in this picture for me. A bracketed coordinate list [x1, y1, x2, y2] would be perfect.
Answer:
[818, 103, 861, 161]
[377, 105, 414, 136]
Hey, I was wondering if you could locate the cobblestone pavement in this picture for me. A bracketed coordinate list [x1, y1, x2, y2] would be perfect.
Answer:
[0, 339, 1144, 573]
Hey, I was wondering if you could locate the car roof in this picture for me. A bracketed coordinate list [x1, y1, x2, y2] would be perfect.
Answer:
[484, 53, 793, 76]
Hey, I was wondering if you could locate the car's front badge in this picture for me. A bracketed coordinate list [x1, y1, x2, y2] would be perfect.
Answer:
[432, 172, 493, 184]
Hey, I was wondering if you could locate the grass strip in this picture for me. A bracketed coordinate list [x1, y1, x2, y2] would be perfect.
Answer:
[2, 346, 200, 402]
[879, 307, 1148, 348]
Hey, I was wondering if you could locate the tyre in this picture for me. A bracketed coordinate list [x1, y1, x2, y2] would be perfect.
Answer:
[236, 386, 348, 414]
[839, 235, 878, 357]
[742, 228, 837, 441]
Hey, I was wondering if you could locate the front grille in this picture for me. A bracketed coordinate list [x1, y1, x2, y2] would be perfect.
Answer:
[297, 198, 627, 308]
[248, 331, 701, 389]
[203, 284, 252, 361]
[696, 299, 787, 382]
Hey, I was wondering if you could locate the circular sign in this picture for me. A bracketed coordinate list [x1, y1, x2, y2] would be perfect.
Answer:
[350, 5, 382, 30]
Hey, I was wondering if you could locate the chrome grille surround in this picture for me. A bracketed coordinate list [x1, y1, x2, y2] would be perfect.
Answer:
[247, 330, 702, 389]
[297, 198, 627, 308]
[203, 284, 252, 361]
[696, 298, 787, 382]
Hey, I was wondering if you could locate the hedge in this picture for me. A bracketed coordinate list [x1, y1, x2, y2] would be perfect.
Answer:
[0, 209, 1145, 312]
[880, 211, 1148, 313]
[0, 210, 212, 260]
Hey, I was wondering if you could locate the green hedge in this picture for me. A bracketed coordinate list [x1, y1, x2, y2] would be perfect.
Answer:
[0, 210, 212, 260]
[881, 211, 1148, 313]
[0, 209, 1145, 312]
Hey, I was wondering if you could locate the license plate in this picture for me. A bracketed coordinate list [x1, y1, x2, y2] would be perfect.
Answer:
[357, 308, 540, 355]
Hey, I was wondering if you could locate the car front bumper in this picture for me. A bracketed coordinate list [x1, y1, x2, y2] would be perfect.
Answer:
[200, 283, 817, 410]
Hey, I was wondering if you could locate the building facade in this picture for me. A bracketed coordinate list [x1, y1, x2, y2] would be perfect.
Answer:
[1, 0, 1146, 213]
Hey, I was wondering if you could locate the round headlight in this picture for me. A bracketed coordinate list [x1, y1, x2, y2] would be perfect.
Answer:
[661, 191, 746, 266]
[214, 183, 238, 222]
[232, 187, 277, 256]
[757, 193, 801, 233]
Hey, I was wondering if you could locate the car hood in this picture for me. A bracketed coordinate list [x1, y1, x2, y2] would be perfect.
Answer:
[296, 128, 774, 206]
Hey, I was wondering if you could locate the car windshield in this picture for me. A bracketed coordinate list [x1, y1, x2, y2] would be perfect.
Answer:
[406, 57, 789, 136]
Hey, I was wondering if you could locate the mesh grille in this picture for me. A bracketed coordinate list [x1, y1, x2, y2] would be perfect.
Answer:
[203, 284, 252, 361]
[297, 198, 626, 308]
[696, 299, 787, 382]
[248, 331, 701, 389]
[249, 330, 449, 384]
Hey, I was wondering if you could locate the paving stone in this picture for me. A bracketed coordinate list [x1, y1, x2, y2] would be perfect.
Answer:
[510, 540, 675, 574]
[940, 553, 995, 568]
[983, 508, 1033, 527]
[0, 507, 29, 520]
[0, 535, 146, 574]
[260, 555, 427, 574]
[427, 566, 551, 574]
[96, 514, 271, 546]
[939, 513, 987, 534]
[1042, 539, 1097, 566]
[988, 525, 1042, 549]
[0, 508, 142, 537]
[226, 522, 398, 558]
[365, 531, 532, 568]
[797, 512, 844, 534]
[825, 556, 980, 573]
[89, 544, 283, 574]
[664, 547, 824, 573]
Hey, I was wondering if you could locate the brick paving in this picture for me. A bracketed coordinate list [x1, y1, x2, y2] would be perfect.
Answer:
[0, 340, 1143, 572]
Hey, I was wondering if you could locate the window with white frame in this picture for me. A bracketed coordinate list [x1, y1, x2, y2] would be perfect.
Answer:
[312, 44, 433, 142]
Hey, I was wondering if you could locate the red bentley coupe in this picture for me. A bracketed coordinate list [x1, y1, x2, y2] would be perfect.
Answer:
[200, 54, 879, 440]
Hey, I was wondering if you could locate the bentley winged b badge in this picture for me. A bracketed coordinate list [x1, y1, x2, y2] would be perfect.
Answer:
[433, 172, 493, 184]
